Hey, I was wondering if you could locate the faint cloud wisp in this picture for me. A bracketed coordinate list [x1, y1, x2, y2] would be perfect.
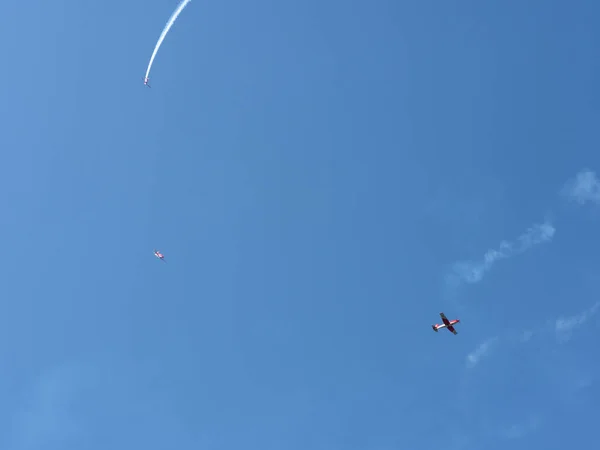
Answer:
[562, 169, 600, 205]
[555, 301, 600, 342]
[466, 337, 498, 369]
[520, 330, 535, 343]
[449, 222, 555, 285]
[465, 302, 600, 370]
[499, 414, 542, 439]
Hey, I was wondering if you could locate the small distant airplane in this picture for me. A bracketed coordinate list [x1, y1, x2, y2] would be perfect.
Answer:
[432, 312, 460, 335]
[154, 249, 165, 262]
[143, 77, 151, 88]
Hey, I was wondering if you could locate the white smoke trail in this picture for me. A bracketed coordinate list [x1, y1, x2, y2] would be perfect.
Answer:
[144, 0, 192, 81]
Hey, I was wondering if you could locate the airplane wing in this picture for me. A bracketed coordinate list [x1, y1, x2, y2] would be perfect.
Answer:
[439, 312, 447, 320]
[447, 325, 457, 335]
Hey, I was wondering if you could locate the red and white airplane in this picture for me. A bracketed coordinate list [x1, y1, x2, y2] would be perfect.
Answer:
[154, 249, 165, 262]
[143, 77, 151, 88]
[432, 312, 460, 335]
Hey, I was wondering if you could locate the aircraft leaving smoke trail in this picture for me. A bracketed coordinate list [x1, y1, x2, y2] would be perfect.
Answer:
[144, 0, 192, 83]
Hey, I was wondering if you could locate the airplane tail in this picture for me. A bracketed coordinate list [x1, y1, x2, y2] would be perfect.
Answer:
[432, 325, 438, 332]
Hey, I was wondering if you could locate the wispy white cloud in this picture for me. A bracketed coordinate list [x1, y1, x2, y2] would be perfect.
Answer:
[555, 301, 600, 342]
[449, 221, 555, 285]
[499, 414, 542, 439]
[562, 169, 600, 204]
[466, 337, 498, 368]
[465, 302, 599, 369]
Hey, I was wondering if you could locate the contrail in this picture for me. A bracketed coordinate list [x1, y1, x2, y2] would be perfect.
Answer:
[144, 0, 192, 82]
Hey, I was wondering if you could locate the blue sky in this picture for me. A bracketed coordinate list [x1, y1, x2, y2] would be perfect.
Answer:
[1, 0, 599, 449]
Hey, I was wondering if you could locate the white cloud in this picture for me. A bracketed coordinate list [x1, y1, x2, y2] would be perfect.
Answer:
[562, 169, 600, 204]
[555, 301, 600, 342]
[518, 222, 556, 247]
[464, 302, 600, 370]
[450, 222, 555, 284]
[466, 337, 498, 368]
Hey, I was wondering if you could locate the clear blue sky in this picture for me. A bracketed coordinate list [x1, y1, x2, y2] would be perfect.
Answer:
[1, 0, 599, 449]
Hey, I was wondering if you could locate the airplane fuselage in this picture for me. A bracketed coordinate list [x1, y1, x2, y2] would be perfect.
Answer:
[432, 319, 459, 332]
[432, 312, 460, 334]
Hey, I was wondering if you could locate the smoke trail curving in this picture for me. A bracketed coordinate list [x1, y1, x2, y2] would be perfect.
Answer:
[144, 0, 192, 81]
